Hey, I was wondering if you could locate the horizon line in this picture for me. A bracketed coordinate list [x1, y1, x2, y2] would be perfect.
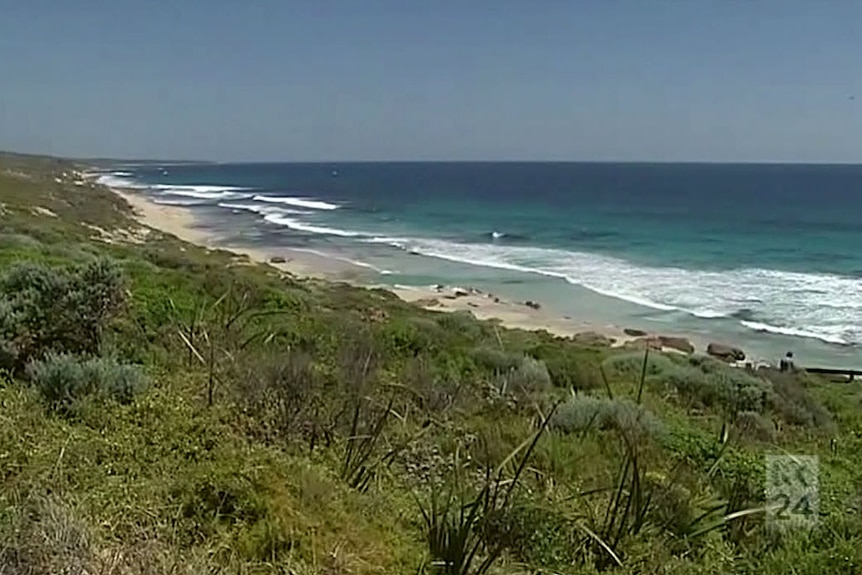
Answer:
[6, 150, 862, 167]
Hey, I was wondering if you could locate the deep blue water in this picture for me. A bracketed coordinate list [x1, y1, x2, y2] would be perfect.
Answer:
[97, 162, 862, 351]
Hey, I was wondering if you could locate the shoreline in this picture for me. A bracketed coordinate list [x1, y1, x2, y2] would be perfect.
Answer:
[107, 186, 694, 351]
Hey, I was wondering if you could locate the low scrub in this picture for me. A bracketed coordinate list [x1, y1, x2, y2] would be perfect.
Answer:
[495, 356, 552, 397]
[603, 351, 676, 379]
[26, 353, 146, 410]
[0, 258, 125, 373]
[551, 394, 664, 439]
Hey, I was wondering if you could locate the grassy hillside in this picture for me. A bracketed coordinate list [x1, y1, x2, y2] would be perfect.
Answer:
[1, 154, 861, 574]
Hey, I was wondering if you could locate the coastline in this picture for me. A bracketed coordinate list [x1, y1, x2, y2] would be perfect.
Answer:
[108, 186, 678, 350]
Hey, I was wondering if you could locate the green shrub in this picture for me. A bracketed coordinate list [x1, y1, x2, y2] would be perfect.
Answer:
[0, 232, 42, 250]
[762, 369, 834, 429]
[0, 258, 125, 372]
[663, 362, 773, 416]
[484, 501, 574, 567]
[603, 351, 676, 379]
[735, 410, 776, 442]
[497, 356, 552, 396]
[471, 346, 523, 373]
[436, 310, 488, 342]
[26, 353, 146, 409]
[551, 395, 664, 438]
[529, 341, 604, 390]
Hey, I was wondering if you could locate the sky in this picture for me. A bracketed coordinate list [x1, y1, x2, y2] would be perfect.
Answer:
[1, 0, 861, 163]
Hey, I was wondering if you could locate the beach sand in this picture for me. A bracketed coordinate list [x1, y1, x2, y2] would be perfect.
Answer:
[110, 186, 691, 350]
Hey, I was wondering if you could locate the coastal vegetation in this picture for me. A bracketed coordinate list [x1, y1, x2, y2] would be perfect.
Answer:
[1, 152, 861, 574]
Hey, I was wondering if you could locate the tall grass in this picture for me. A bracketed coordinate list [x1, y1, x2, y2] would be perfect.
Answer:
[572, 349, 766, 568]
[415, 403, 558, 575]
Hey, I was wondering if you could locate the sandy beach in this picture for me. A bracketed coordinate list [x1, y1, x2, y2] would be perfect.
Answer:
[110, 186, 699, 351]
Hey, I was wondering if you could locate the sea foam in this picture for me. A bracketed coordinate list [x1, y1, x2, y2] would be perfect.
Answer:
[252, 195, 340, 210]
[365, 236, 862, 346]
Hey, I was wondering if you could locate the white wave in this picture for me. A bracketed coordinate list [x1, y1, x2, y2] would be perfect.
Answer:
[217, 202, 309, 216]
[159, 189, 249, 200]
[95, 174, 148, 189]
[491, 231, 505, 239]
[152, 184, 248, 193]
[740, 321, 850, 346]
[689, 309, 730, 319]
[365, 236, 862, 345]
[262, 214, 364, 237]
[152, 198, 207, 206]
[252, 194, 340, 210]
[110, 171, 133, 177]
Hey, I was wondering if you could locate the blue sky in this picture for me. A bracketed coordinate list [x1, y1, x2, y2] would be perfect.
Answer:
[1, 0, 861, 162]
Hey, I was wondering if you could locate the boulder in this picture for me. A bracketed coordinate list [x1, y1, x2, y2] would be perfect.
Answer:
[659, 336, 695, 354]
[524, 300, 542, 310]
[624, 328, 648, 337]
[707, 342, 746, 362]
[269, 256, 287, 264]
[453, 288, 469, 297]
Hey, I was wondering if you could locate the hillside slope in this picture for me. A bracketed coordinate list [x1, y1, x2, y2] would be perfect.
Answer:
[0, 154, 860, 574]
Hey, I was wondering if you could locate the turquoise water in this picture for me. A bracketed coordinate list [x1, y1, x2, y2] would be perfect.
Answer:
[96, 162, 862, 368]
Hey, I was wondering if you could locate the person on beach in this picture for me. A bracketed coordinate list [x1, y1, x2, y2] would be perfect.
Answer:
[779, 351, 795, 372]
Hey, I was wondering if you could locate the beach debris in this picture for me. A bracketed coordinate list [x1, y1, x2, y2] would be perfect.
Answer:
[624, 328, 648, 337]
[524, 300, 541, 310]
[707, 342, 746, 362]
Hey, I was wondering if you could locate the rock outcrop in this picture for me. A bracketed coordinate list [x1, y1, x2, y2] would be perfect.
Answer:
[707, 342, 746, 362]
[659, 336, 695, 354]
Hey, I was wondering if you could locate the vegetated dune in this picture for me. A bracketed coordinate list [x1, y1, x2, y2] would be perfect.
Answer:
[0, 154, 858, 575]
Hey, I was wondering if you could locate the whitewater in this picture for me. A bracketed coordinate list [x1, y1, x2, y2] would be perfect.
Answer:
[95, 165, 862, 351]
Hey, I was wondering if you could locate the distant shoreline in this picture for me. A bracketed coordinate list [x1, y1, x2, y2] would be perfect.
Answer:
[103, 183, 712, 353]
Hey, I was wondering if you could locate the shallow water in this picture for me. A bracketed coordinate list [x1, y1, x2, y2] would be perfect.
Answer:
[97, 162, 862, 369]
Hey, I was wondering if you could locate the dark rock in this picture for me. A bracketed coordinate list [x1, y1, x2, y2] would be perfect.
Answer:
[453, 288, 469, 297]
[524, 300, 541, 310]
[269, 256, 287, 263]
[707, 342, 746, 362]
[659, 336, 695, 354]
[624, 328, 648, 337]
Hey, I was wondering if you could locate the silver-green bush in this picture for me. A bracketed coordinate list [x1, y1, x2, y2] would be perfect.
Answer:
[26, 353, 146, 409]
[551, 395, 664, 439]
[497, 356, 552, 396]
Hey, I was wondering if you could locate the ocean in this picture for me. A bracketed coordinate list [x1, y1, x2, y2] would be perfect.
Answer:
[96, 162, 862, 369]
